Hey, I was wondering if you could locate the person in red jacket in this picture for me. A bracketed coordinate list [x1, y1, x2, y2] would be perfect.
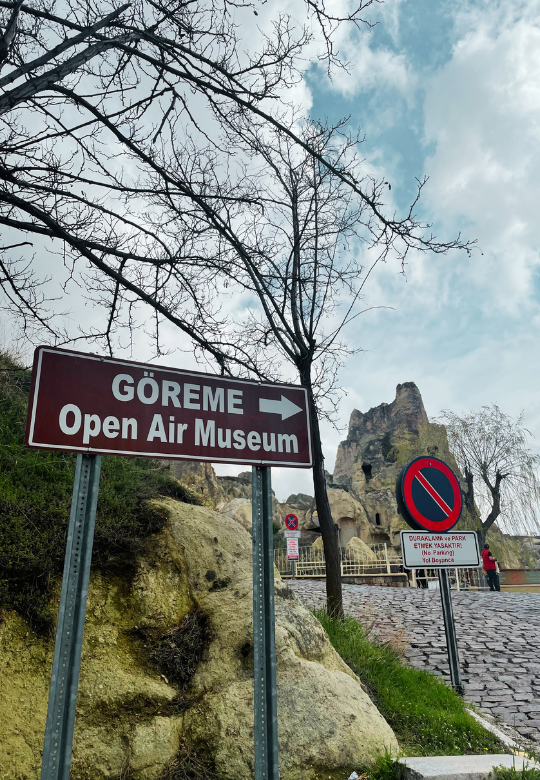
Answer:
[481, 544, 500, 591]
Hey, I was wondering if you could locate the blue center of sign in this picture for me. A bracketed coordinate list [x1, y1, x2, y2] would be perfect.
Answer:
[410, 466, 455, 523]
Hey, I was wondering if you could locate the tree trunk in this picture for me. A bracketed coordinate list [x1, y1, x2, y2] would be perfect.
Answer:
[462, 466, 489, 550]
[463, 466, 479, 523]
[479, 472, 503, 549]
[476, 525, 487, 550]
[300, 373, 343, 619]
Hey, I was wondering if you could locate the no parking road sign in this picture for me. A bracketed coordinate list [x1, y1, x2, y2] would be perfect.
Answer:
[285, 513, 299, 530]
[397, 456, 463, 532]
[396, 456, 467, 697]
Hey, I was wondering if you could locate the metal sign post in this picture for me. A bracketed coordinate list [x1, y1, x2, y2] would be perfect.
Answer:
[252, 466, 279, 780]
[438, 568, 464, 695]
[41, 454, 101, 780]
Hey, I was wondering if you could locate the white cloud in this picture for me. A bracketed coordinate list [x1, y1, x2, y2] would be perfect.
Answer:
[423, 11, 540, 312]
[9, 0, 540, 506]
[330, 37, 414, 98]
[269, 1, 540, 498]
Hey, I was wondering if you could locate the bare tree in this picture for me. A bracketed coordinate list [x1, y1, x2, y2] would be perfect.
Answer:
[440, 405, 540, 548]
[139, 118, 472, 618]
[0, 0, 473, 616]
[0, 0, 373, 350]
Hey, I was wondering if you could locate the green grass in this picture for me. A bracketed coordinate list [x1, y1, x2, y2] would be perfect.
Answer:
[0, 352, 203, 632]
[315, 610, 507, 757]
[494, 764, 540, 780]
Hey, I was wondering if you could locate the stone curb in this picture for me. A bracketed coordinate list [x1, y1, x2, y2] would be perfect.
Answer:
[399, 754, 540, 780]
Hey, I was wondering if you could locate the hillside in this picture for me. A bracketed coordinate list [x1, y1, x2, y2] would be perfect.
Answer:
[0, 352, 203, 631]
[0, 354, 401, 778]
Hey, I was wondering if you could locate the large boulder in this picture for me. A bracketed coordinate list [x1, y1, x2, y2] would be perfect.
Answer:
[0, 500, 398, 780]
[166, 460, 223, 504]
[218, 496, 253, 531]
[346, 537, 378, 561]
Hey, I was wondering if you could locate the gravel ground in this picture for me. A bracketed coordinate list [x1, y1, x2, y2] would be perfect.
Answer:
[288, 580, 540, 747]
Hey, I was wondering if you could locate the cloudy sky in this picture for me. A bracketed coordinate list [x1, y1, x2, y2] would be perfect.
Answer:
[262, 0, 540, 500]
[5, 0, 540, 503]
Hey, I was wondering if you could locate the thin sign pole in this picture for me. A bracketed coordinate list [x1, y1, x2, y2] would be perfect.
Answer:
[41, 454, 101, 780]
[252, 466, 279, 780]
[438, 568, 464, 696]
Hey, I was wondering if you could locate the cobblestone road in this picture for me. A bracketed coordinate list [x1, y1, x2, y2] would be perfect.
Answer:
[289, 580, 540, 744]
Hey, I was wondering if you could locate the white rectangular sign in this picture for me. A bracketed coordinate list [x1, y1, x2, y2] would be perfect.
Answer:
[400, 531, 480, 569]
[284, 530, 301, 539]
[287, 538, 299, 560]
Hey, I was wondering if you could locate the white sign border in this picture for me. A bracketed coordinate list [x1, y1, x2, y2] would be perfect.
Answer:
[27, 347, 313, 468]
[400, 530, 481, 569]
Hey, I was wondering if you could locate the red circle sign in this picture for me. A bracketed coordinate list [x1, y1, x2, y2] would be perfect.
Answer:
[401, 457, 462, 532]
[285, 513, 299, 530]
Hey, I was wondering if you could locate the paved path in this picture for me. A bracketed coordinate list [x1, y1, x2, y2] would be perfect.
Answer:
[289, 580, 540, 745]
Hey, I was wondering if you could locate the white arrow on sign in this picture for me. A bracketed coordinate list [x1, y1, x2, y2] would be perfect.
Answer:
[259, 394, 303, 421]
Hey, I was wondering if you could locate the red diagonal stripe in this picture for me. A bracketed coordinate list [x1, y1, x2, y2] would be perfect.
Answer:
[415, 470, 452, 517]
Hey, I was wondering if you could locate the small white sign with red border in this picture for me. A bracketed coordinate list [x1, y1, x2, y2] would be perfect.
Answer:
[287, 538, 299, 560]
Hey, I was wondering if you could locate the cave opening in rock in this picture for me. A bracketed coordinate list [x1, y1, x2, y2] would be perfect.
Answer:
[362, 463, 372, 481]
[375, 512, 381, 526]
[338, 517, 356, 546]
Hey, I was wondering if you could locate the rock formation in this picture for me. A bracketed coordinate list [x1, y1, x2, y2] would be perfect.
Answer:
[166, 382, 533, 566]
[167, 459, 222, 503]
[330, 381, 458, 552]
[0, 500, 398, 780]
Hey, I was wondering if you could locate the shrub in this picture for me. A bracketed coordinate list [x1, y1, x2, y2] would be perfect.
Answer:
[494, 764, 540, 780]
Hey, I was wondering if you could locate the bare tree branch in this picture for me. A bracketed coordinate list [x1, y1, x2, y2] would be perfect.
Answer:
[439, 405, 540, 542]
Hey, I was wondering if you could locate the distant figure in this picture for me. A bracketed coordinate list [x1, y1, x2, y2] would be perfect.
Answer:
[481, 543, 501, 592]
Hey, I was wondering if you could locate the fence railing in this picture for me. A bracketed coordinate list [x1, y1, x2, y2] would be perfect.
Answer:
[274, 543, 403, 579]
[409, 567, 487, 590]
[274, 544, 487, 589]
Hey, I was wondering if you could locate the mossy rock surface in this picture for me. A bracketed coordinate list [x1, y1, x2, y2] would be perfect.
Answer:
[0, 500, 398, 780]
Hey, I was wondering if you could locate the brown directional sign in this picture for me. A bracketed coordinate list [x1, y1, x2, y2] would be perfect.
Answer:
[25, 347, 313, 468]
